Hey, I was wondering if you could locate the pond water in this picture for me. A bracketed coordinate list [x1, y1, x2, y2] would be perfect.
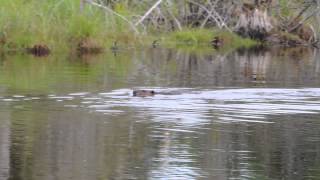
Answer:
[1, 47, 320, 180]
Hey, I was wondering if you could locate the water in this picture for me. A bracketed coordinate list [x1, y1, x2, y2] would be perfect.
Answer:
[1, 47, 320, 180]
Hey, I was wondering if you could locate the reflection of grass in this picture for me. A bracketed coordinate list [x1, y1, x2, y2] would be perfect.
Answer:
[0, 53, 134, 93]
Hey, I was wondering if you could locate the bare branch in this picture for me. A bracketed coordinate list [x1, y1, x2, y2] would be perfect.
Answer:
[135, 0, 163, 26]
[186, 0, 232, 32]
[86, 0, 139, 34]
[289, 6, 320, 32]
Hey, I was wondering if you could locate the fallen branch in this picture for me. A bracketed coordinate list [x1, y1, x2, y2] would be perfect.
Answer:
[135, 0, 163, 26]
[288, 6, 320, 33]
[86, 0, 139, 34]
[287, 4, 311, 28]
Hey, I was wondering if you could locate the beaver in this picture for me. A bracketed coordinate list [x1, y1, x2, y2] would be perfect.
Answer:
[132, 89, 189, 97]
[133, 90, 155, 97]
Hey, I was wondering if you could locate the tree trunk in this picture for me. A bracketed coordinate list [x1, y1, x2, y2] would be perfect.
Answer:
[235, 2, 273, 40]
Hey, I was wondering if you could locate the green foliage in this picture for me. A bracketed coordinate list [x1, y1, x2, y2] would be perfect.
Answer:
[67, 14, 102, 39]
[279, 0, 290, 17]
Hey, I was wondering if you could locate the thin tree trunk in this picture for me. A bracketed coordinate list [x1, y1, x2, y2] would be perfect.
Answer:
[80, 0, 85, 12]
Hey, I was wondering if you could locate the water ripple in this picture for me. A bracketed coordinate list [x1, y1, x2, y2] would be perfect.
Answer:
[2, 88, 320, 126]
[82, 88, 320, 125]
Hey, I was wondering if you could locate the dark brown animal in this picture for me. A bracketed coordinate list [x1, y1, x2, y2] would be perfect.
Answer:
[133, 90, 155, 97]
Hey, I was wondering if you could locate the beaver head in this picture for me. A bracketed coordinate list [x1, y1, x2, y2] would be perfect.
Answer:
[133, 90, 155, 97]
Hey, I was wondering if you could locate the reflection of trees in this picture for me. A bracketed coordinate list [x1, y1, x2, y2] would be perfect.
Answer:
[5, 101, 158, 179]
[5, 99, 320, 179]
[8, 101, 50, 180]
[0, 103, 10, 180]
[128, 47, 320, 87]
[248, 116, 320, 179]
[0, 48, 318, 92]
[180, 114, 320, 179]
[2, 48, 320, 179]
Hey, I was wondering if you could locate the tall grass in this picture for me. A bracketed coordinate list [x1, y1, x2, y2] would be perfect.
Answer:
[0, 0, 258, 53]
[0, 0, 137, 51]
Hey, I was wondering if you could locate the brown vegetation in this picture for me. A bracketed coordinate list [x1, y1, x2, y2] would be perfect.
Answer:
[76, 38, 103, 54]
[26, 44, 50, 56]
[211, 36, 224, 49]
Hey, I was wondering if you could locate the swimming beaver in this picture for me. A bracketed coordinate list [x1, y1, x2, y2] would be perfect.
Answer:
[132, 89, 189, 97]
[133, 90, 155, 97]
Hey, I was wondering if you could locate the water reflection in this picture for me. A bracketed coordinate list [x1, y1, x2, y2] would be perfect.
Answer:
[0, 47, 320, 179]
[77, 88, 320, 125]
[0, 106, 10, 180]
[0, 47, 320, 94]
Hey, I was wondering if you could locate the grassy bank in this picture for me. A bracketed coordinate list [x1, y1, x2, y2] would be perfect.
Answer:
[166, 29, 258, 50]
[0, 0, 140, 52]
[0, 0, 258, 54]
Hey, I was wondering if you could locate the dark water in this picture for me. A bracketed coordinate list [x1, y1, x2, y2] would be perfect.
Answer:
[1, 47, 320, 180]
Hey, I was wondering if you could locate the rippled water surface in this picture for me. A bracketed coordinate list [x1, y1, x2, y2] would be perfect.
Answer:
[1, 47, 320, 179]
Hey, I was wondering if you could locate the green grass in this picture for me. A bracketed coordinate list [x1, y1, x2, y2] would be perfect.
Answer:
[0, 0, 259, 53]
[168, 29, 214, 45]
[164, 28, 258, 52]
[0, 0, 138, 52]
